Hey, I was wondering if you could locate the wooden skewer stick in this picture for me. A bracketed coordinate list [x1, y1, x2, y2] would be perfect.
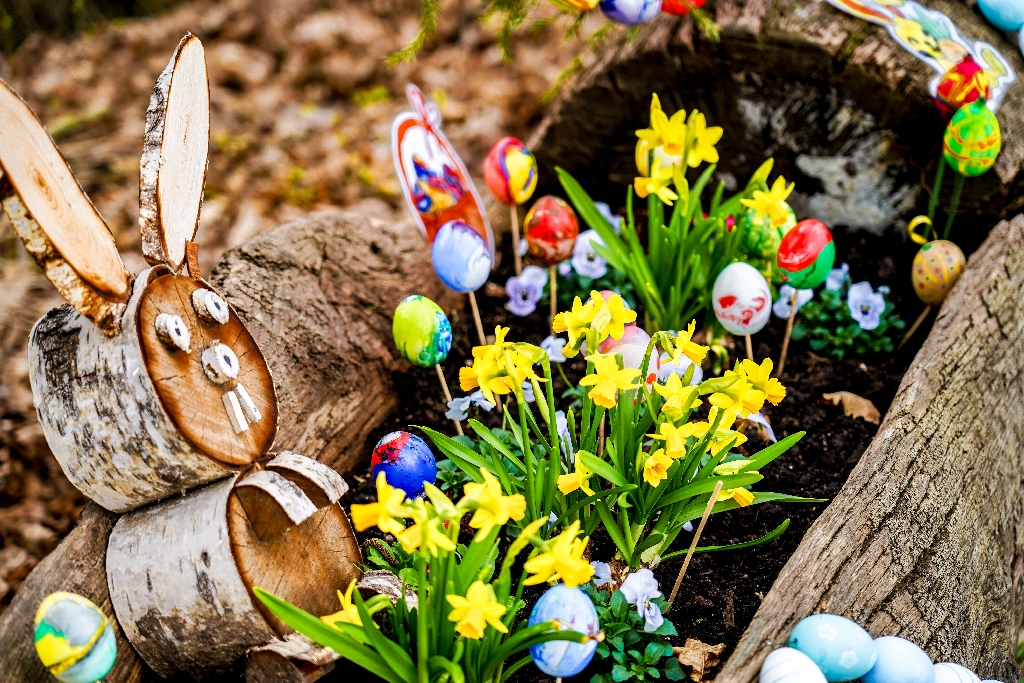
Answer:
[775, 289, 799, 377]
[550, 265, 558, 333]
[899, 305, 933, 350]
[510, 205, 522, 276]
[434, 364, 464, 436]
[468, 290, 487, 346]
[667, 480, 723, 612]
[745, 334, 754, 362]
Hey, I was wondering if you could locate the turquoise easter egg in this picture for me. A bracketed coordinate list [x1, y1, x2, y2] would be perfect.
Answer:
[861, 637, 935, 683]
[977, 0, 1024, 31]
[528, 584, 600, 677]
[934, 663, 981, 683]
[392, 295, 452, 368]
[790, 614, 876, 681]
[34, 592, 117, 683]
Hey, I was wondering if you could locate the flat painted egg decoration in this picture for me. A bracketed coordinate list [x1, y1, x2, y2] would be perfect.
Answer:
[525, 196, 580, 265]
[861, 636, 935, 683]
[662, 0, 705, 14]
[777, 219, 835, 289]
[743, 203, 796, 259]
[34, 592, 117, 683]
[600, 0, 662, 25]
[759, 647, 827, 683]
[790, 614, 877, 682]
[484, 137, 538, 206]
[977, 0, 1024, 31]
[933, 663, 981, 683]
[935, 57, 991, 121]
[371, 431, 437, 498]
[393, 295, 452, 368]
[713, 262, 772, 336]
[528, 584, 600, 677]
[943, 99, 1001, 177]
[432, 220, 493, 293]
[912, 240, 965, 305]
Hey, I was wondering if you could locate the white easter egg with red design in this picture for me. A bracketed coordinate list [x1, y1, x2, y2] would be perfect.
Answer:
[599, 324, 659, 386]
[713, 262, 772, 335]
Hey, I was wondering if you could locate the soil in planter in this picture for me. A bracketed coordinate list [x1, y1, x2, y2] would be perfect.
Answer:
[329, 224, 927, 682]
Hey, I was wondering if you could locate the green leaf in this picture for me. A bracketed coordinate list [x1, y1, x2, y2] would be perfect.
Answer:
[468, 420, 527, 477]
[612, 664, 636, 682]
[418, 426, 487, 483]
[655, 472, 763, 508]
[660, 519, 792, 560]
[580, 450, 629, 487]
[739, 431, 805, 472]
[551, 485, 637, 529]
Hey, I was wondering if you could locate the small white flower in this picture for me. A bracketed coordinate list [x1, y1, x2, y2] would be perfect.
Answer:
[520, 265, 549, 289]
[558, 261, 572, 277]
[825, 263, 850, 291]
[773, 285, 814, 319]
[847, 281, 886, 331]
[445, 396, 472, 421]
[571, 230, 608, 279]
[517, 238, 528, 256]
[658, 351, 703, 385]
[541, 335, 567, 363]
[470, 390, 494, 412]
[555, 410, 574, 459]
[591, 561, 615, 588]
[520, 381, 535, 403]
[620, 568, 664, 633]
[744, 411, 777, 443]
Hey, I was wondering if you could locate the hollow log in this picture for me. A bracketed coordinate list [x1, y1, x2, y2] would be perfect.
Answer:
[716, 213, 1024, 681]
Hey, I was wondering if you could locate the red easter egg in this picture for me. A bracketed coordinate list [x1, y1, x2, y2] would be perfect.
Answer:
[524, 196, 579, 265]
[935, 56, 990, 121]
[776, 219, 835, 289]
[484, 137, 537, 206]
[662, 0, 705, 15]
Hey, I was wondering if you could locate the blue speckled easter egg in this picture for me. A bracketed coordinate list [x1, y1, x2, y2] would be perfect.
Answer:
[790, 614, 876, 681]
[933, 663, 981, 683]
[861, 637, 935, 683]
[432, 220, 492, 293]
[977, 0, 1024, 31]
[599, 0, 662, 24]
[34, 592, 117, 683]
[528, 584, 600, 677]
[370, 431, 436, 498]
[393, 295, 452, 368]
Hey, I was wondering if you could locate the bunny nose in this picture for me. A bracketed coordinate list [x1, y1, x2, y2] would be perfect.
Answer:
[202, 342, 239, 384]
[192, 288, 230, 324]
[154, 313, 191, 352]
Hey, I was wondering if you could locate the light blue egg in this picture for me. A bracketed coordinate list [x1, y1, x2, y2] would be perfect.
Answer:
[790, 614, 876, 681]
[432, 220, 492, 293]
[57, 624, 117, 683]
[528, 584, 600, 677]
[977, 0, 1024, 31]
[599, 0, 662, 25]
[933, 663, 981, 683]
[861, 637, 935, 683]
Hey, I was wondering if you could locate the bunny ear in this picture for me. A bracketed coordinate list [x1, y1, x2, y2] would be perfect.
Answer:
[0, 78, 131, 334]
[139, 33, 210, 272]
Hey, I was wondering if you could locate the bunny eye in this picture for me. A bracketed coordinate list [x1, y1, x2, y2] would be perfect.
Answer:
[192, 289, 230, 325]
[202, 342, 239, 384]
[154, 313, 191, 352]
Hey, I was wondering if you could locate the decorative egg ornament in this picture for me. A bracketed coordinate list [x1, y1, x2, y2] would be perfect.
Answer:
[524, 196, 580, 265]
[933, 663, 982, 683]
[943, 99, 1001, 177]
[743, 203, 797, 259]
[34, 592, 117, 683]
[600, 0, 662, 24]
[790, 614, 877, 681]
[599, 324, 660, 385]
[528, 584, 601, 677]
[977, 0, 1024, 31]
[392, 295, 452, 368]
[661, 0, 705, 14]
[861, 636, 935, 683]
[759, 647, 828, 683]
[713, 262, 772, 336]
[777, 219, 835, 289]
[484, 137, 538, 206]
[432, 220, 493, 292]
[370, 431, 437, 498]
[912, 240, 965, 305]
[935, 56, 991, 121]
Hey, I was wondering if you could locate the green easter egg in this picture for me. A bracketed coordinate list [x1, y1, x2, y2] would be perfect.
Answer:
[393, 295, 453, 368]
[943, 99, 1001, 176]
[34, 592, 117, 683]
[742, 203, 796, 259]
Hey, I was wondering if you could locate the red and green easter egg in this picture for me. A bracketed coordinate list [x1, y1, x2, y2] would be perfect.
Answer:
[484, 137, 538, 206]
[662, 0, 705, 15]
[524, 195, 580, 265]
[776, 219, 835, 289]
[742, 202, 797, 259]
[943, 99, 1001, 177]
[912, 240, 965, 305]
[935, 56, 991, 121]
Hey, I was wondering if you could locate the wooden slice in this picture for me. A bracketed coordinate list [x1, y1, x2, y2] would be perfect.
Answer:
[137, 273, 277, 466]
[235, 470, 318, 540]
[0, 83, 129, 303]
[139, 33, 210, 270]
[266, 451, 349, 508]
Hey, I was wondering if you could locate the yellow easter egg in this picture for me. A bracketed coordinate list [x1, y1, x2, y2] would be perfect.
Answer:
[912, 240, 965, 305]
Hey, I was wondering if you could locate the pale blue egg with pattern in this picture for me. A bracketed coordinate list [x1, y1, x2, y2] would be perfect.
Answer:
[861, 637, 935, 683]
[599, 0, 662, 24]
[977, 0, 1024, 31]
[934, 663, 981, 683]
[790, 613, 876, 681]
[760, 647, 827, 683]
[528, 584, 600, 677]
[432, 220, 492, 293]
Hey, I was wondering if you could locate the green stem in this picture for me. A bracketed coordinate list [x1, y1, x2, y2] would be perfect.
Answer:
[943, 173, 965, 240]
[417, 555, 429, 683]
[926, 157, 945, 231]
[556, 362, 574, 390]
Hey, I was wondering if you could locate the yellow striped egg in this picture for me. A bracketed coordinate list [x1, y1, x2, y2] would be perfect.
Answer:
[912, 240, 965, 305]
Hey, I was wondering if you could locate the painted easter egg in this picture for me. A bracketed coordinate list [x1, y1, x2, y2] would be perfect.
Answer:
[549, 0, 601, 9]
[393, 295, 452, 368]
[599, 324, 660, 385]
[912, 240, 965, 305]
[790, 614, 877, 682]
[861, 637, 935, 683]
[935, 56, 991, 121]
[662, 0, 705, 14]
[371, 431, 437, 498]
[484, 137, 538, 206]
[528, 584, 600, 677]
[943, 99, 1001, 177]
[759, 647, 827, 683]
[977, 0, 1024, 30]
[525, 196, 580, 265]
[34, 592, 117, 683]
[432, 220, 493, 292]
[934, 663, 981, 683]
[600, 0, 662, 24]
[713, 262, 772, 336]
[777, 219, 835, 289]
[742, 202, 797, 259]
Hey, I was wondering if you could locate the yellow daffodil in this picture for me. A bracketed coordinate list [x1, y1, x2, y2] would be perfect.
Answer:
[654, 373, 702, 420]
[579, 353, 640, 409]
[740, 176, 795, 229]
[685, 111, 723, 168]
[461, 469, 526, 537]
[648, 422, 690, 459]
[712, 458, 753, 476]
[634, 161, 679, 206]
[397, 511, 456, 556]
[322, 580, 362, 628]
[739, 358, 787, 406]
[680, 407, 747, 456]
[447, 581, 508, 640]
[502, 345, 544, 392]
[524, 520, 595, 588]
[717, 487, 754, 507]
[589, 290, 637, 343]
[708, 369, 765, 419]
[643, 449, 673, 487]
[557, 451, 595, 496]
[671, 320, 709, 367]
[635, 94, 688, 158]
[350, 472, 409, 535]
[553, 296, 596, 356]
[423, 482, 460, 519]
[459, 350, 509, 404]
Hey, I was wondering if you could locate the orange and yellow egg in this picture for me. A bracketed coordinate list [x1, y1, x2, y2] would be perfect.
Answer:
[912, 240, 965, 305]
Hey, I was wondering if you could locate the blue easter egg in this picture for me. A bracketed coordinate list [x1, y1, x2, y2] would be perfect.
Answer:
[977, 0, 1024, 30]
[370, 431, 436, 498]
[861, 637, 935, 683]
[528, 584, 600, 677]
[432, 220, 492, 293]
[791, 614, 876, 681]
[599, 0, 662, 24]
[34, 592, 117, 683]
[933, 663, 981, 683]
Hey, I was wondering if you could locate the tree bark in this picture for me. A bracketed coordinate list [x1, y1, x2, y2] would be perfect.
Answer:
[717, 214, 1024, 682]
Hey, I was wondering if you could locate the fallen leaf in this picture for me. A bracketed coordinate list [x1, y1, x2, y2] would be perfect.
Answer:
[822, 391, 881, 424]
[673, 638, 726, 682]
